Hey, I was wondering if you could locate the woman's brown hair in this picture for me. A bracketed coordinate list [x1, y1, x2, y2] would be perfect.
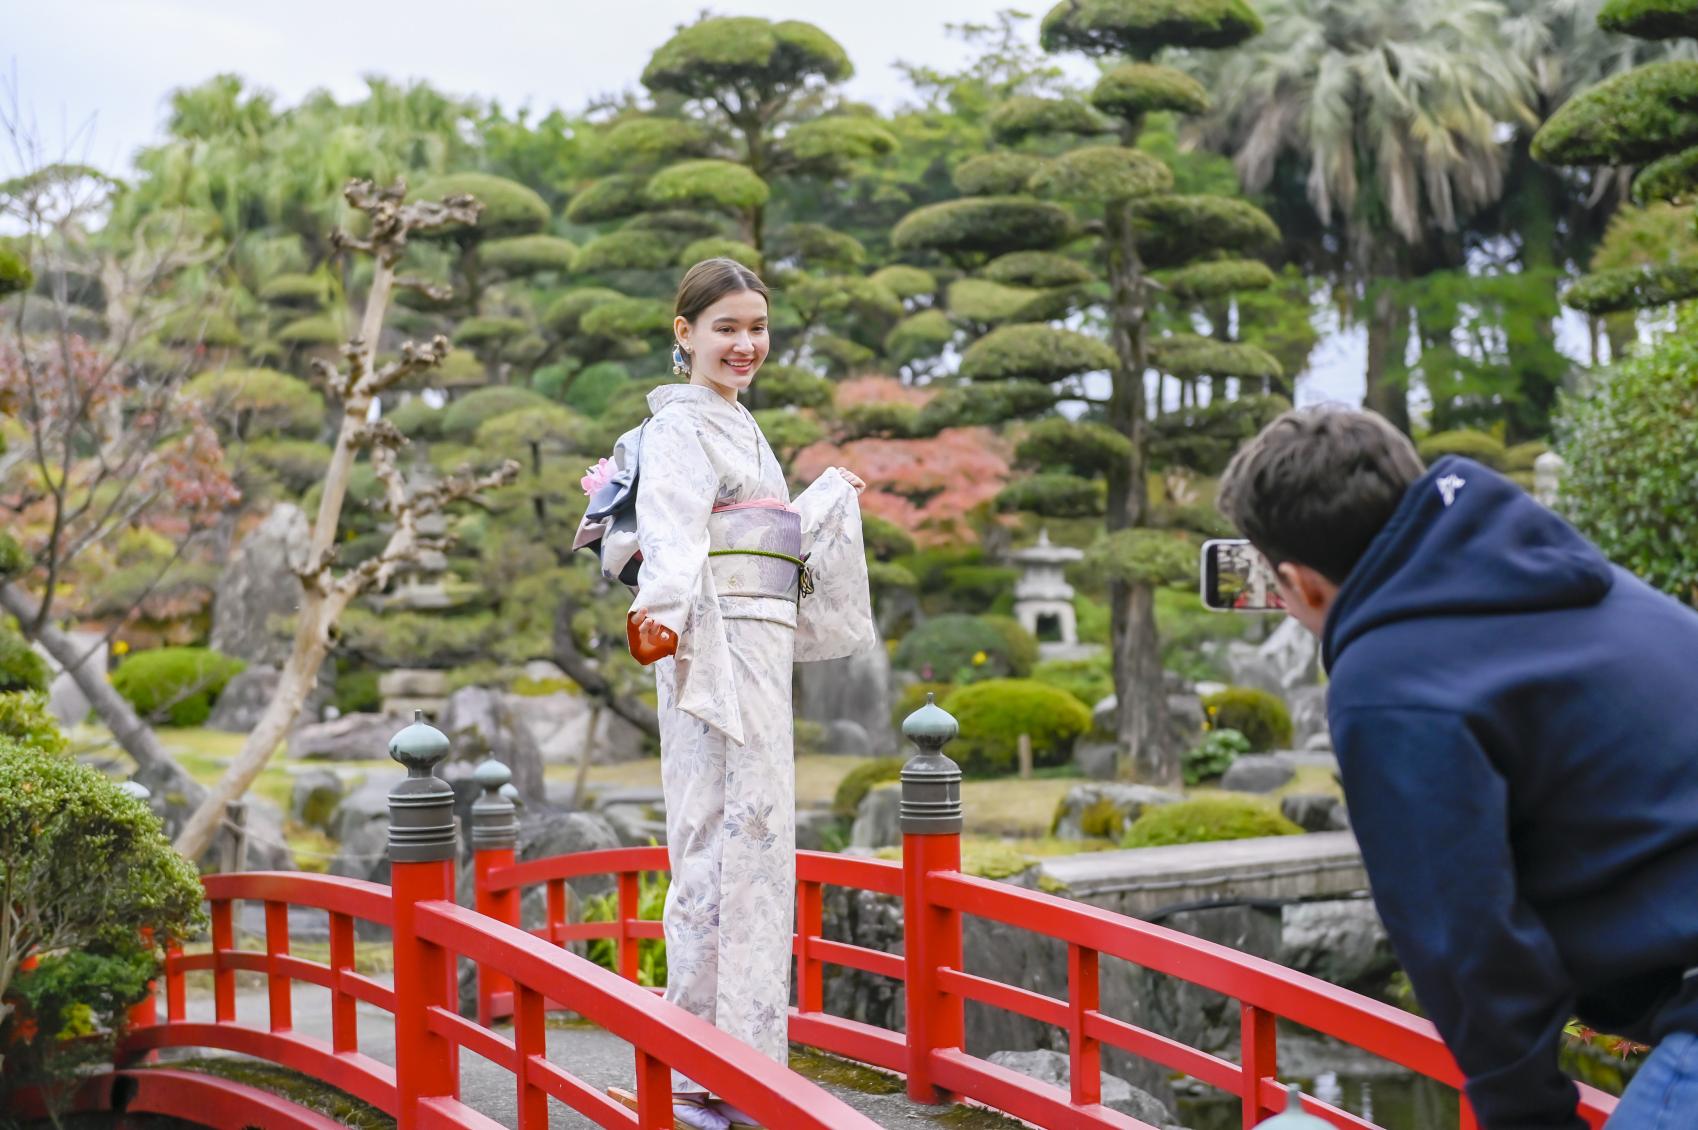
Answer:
[674, 258, 770, 326]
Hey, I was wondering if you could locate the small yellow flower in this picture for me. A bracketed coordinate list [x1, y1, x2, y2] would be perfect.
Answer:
[971, 650, 988, 667]
[113, 640, 130, 656]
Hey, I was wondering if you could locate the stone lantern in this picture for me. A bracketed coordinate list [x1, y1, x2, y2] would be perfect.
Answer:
[1012, 530, 1084, 650]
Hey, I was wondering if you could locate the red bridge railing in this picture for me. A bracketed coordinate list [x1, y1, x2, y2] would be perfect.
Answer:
[472, 698, 1620, 1130]
[48, 718, 882, 1130]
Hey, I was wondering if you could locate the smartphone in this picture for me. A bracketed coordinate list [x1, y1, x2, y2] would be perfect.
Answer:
[1200, 538, 1286, 613]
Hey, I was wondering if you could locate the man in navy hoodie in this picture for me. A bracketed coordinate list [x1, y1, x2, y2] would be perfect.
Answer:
[1217, 407, 1698, 1128]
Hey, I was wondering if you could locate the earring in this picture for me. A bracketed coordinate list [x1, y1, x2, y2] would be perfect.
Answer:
[671, 343, 690, 377]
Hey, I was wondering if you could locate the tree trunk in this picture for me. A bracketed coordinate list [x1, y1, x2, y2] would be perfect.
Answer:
[1104, 204, 1175, 787]
[0, 582, 205, 816]
[1363, 273, 1411, 433]
[550, 597, 659, 740]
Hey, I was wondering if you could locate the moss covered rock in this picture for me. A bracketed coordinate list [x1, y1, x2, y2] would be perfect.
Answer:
[959, 323, 1118, 382]
[892, 197, 1074, 255]
[1040, 0, 1265, 57]
[1122, 795, 1302, 847]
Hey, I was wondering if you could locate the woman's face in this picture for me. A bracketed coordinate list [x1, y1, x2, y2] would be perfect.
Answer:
[676, 288, 769, 399]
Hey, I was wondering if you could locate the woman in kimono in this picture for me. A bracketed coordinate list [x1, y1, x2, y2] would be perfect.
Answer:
[624, 259, 875, 1129]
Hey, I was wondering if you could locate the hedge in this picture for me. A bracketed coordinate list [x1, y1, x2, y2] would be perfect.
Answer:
[941, 678, 1093, 775]
[111, 647, 246, 727]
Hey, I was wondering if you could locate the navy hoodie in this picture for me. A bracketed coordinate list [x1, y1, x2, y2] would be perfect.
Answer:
[1323, 457, 1698, 1128]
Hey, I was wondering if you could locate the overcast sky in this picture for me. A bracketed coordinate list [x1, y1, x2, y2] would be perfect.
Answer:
[7, 0, 1530, 407]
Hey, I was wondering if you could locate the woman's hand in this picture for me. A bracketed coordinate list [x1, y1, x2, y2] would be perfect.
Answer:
[836, 467, 866, 495]
[629, 608, 675, 650]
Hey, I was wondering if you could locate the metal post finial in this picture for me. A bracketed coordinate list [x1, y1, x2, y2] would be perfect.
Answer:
[387, 714, 456, 862]
[469, 757, 519, 851]
[900, 693, 963, 835]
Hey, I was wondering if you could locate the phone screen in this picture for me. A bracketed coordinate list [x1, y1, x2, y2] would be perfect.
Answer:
[1201, 539, 1286, 613]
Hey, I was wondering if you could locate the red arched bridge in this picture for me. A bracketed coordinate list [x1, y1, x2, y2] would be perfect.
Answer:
[25, 705, 1617, 1130]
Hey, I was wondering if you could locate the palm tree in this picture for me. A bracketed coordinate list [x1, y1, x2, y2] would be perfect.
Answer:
[1185, 0, 1536, 429]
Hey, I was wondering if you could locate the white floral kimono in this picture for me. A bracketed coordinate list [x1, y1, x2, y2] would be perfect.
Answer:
[633, 383, 875, 1093]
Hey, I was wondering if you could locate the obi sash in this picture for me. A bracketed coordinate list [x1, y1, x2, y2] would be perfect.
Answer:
[707, 499, 809, 603]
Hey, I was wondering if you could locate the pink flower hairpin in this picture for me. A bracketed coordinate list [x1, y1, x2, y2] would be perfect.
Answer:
[581, 457, 616, 496]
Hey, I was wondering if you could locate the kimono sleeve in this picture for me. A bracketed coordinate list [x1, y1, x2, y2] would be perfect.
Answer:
[634, 412, 717, 637]
[791, 468, 878, 662]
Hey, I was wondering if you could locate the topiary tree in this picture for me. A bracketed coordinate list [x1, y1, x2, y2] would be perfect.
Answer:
[941, 677, 1094, 775]
[408, 171, 552, 313]
[887, 1, 1280, 785]
[1533, 4, 1698, 318]
[110, 646, 247, 728]
[1557, 321, 1698, 606]
[0, 735, 205, 1085]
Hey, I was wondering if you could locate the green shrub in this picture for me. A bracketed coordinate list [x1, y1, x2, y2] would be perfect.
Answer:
[334, 668, 382, 715]
[1416, 428, 1506, 469]
[0, 625, 50, 694]
[893, 615, 1015, 680]
[833, 757, 905, 819]
[1201, 686, 1292, 752]
[0, 692, 67, 754]
[581, 871, 669, 988]
[1558, 326, 1698, 606]
[111, 647, 246, 727]
[978, 614, 1039, 678]
[1183, 727, 1250, 785]
[1032, 655, 1113, 709]
[941, 678, 1093, 775]
[0, 736, 206, 1101]
[863, 514, 917, 560]
[440, 386, 551, 441]
[1122, 796, 1302, 848]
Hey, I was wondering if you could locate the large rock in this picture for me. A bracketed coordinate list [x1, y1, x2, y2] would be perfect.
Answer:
[1280, 793, 1347, 833]
[986, 1049, 1179, 1127]
[35, 631, 104, 729]
[509, 690, 648, 765]
[795, 807, 841, 852]
[289, 713, 409, 761]
[1090, 693, 1207, 767]
[1072, 740, 1120, 781]
[849, 783, 902, 849]
[234, 797, 295, 871]
[289, 767, 345, 832]
[1279, 899, 1396, 988]
[1288, 684, 1329, 749]
[822, 719, 874, 756]
[1222, 616, 1320, 695]
[327, 775, 403, 888]
[440, 686, 546, 804]
[210, 503, 310, 667]
[795, 636, 895, 754]
[519, 811, 622, 900]
[1219, 753, 1295, 794]
[1052, 784, 1183, 840]
[207, 664, 330, 733]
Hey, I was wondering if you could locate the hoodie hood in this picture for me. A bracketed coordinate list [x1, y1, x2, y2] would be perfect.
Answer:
[1322, 457, 1614, 669]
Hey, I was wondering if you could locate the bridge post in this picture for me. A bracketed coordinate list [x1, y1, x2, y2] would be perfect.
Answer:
[387, 711, 459, 1129]
[898, 693, 965, 1104]
[469, 758, 519, 1025]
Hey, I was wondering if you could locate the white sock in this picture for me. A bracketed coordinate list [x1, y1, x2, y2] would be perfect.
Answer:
[673, 1096, 730, 1130]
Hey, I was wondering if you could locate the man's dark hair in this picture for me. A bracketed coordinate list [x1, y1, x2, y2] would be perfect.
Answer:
[1217, 407, 1426, 586]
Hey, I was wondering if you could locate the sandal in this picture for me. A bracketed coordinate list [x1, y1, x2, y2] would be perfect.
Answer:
[606, 1087, 730, 1130]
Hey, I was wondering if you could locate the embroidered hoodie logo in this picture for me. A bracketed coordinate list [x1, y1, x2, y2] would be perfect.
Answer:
[1436, 473, 1467, 507]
